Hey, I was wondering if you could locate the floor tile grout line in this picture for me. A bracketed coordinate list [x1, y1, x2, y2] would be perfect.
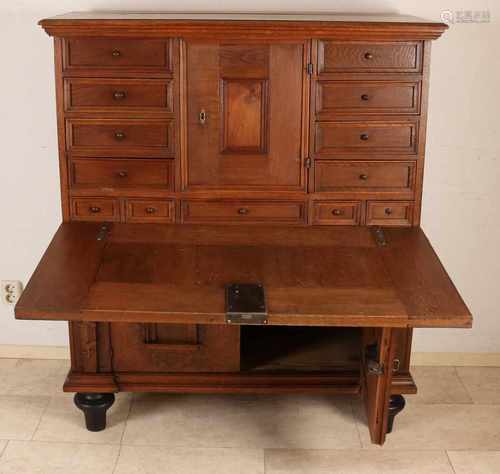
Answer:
[453, 366, 476, 404]
[262, 448, 268, 474]
[119, 393, 135, 446]
[0, 440, 9, 459]
[29, 395, 52, 441]
[445, 450, 457, 474]
[111, 444, 123, 474]
[350, 399, 365, 449]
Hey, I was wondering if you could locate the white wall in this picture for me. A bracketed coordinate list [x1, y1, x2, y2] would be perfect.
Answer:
[0, 0, 498, 352]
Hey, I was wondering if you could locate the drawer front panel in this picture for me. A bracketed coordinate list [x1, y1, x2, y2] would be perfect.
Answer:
[316, 81, 420, 116]
[70, 198, 120, 221]
[70, 159, 173, 189]
[125, 199, 175, 223]
[64, 78, 173, 112]
[110, 323, 240, 373]
[366, 201, 414, 226]
[64, 38, 171, 70]
[318, 41, 421, 73]
[315, 161, 415, 192]
[66, 119, 174, 158]
[182, 200, 306, 224]
[312, 201, 362, 225]
[314, 121, 417, 156]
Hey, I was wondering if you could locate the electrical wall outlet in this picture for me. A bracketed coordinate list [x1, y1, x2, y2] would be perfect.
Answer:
[1, 280, 23, 305]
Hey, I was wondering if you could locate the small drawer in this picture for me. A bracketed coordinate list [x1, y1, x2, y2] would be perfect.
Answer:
[315, 81, 420, 116]
[66, 119, 174, 158]
[64, 38, 171, 70]
[315, 161, 415, 193]
[64, 78, 173, 112]
[70, 198, 120, 222]
[70, 159, 173, 189]
[182, 200, 306, 224]
[312, 201, 361, 226]
[125, 200, 175, 223]
[366, 201, 414, 226]
[314, 121, 417, 156]
[318, 41, 421, 74]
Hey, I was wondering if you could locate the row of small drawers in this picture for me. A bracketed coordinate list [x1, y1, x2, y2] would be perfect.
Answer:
[69, 159, 414, 192]
[71, 198, 413, 226]
[63, 38, 421, 74]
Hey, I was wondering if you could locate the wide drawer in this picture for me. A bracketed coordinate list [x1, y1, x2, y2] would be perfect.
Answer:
[315, 81, 420, 116]
[314, 161, 415, 192]
[70, 159, 173, 189]
[63, 38, 171, 70]
[125, 199, 175, 223]
[318, 41, 421, 74]
[312, 201, 362, 225]
[182, 200, 306, 224]
[366, 201, 414, 226]
[66, 119, 174, 158]
[70, 197, 120, 221]
[64, 78, 173, 112]
[314, 121, 418, 156]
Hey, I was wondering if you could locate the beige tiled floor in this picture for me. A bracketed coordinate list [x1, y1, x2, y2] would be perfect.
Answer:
[0, 360, 499, 473]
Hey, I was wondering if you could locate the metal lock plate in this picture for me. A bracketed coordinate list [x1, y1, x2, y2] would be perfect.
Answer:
[225, 283, 268, 325]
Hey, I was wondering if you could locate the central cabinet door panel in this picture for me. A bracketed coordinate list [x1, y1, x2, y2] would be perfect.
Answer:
[184, 41, 307, 190]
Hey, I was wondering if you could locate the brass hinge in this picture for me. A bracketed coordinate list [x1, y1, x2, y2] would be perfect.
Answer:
[305, 158, 312, 169]
[306, 63, 314, 75]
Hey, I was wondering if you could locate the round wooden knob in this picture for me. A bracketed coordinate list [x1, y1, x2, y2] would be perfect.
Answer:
[89, 206, 101, 213]
[145, 207, 156, 214]
[113, 91, 126, 100]
[238, 208, 249, 215]
[114, 131, 126, 141]
[360, 133, 369, 141]
[111, 49, 121, 58]
[117, 171, 128, 178]
[364, 52, 374, 60]
[361, 94, 370, 101]
[359, 174, 369, 181]
[385, 208, 393, 215]
[332, 209, 343, 216]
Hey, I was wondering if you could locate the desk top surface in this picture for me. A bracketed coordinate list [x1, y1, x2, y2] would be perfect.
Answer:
[15, 223, 471, 329]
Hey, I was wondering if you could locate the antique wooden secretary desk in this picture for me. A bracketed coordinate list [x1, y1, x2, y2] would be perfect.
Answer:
[16, 12, 472, 445]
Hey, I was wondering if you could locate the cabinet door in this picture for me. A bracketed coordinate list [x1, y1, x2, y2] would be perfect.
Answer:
[184, 41, 308, 190]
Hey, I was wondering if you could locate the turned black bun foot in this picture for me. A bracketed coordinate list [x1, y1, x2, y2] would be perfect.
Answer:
[387, 394, 406, 434]
[74, 393, 115, 432]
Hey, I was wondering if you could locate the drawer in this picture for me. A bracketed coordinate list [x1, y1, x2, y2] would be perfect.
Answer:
[315, 161, 415, 192]
[125, 199, 175, 223]
[70, 159, 173, 189]
[366, 201, 414, 226]
[66, 119, 174, 158]
[182, 200, 306, 224]
[314, 121, 417, 156]
[312, 201, 361, 225]
[63, 38, 171, 70]
[318, 41, 421, 74]
[315, 81, 420, 116]
[70, 198, 120, 222]
[64, 78, 173, 112]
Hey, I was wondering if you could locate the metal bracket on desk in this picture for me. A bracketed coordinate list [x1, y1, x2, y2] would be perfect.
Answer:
[372, 227, 387, 247]
[96, 223, 111, 241]
[225, 283, 268, 325]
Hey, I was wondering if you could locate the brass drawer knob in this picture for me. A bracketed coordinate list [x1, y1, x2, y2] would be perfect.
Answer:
[113, 91, 127, 100]
[385, 208, 393, 215]
[117, 171, 128, 178]
[361, 94, 370, 101]
[145, 207, 156, 214]
[111, 49, 121, 58]
[360, 133, 369, 141]
[89, 206, 101, 213]
[359, 174, 369, 181]
[114, 131, 126, 141]
[238, 208, 249, 215]
[332, 209, 344, 216]
[364, 52, 374, 60]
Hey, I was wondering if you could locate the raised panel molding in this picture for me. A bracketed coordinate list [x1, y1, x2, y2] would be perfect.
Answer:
[220, 79, 269, 154]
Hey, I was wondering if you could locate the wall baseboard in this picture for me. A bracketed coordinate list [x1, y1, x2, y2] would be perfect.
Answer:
[0, 345, 499, 366]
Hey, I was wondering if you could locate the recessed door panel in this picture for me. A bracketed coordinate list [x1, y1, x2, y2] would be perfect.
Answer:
[184, 41, 307, 190]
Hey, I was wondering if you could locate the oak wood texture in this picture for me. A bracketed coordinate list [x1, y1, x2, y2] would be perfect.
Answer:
[16, 222, 472, 329]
